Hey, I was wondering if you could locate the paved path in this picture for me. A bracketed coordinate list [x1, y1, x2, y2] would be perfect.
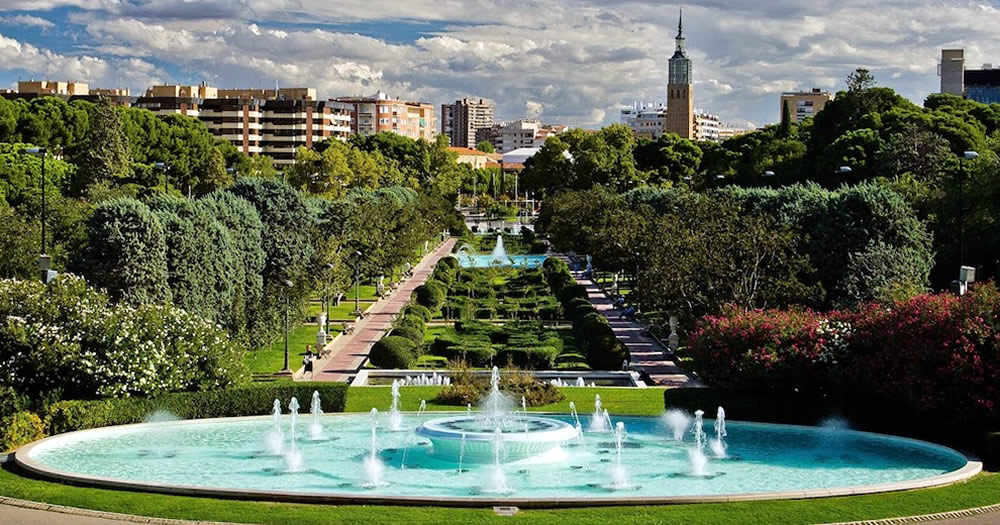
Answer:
[0, 504, 134, 525]
[308, 239, 457, 383]
[559, 257, 698, 388]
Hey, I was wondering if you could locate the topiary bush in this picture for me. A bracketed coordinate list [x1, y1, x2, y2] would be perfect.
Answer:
[414, 279, 448, 312]
[1, 411, 45, 451]
[392, 325, 424, 346]
[369, 336, 419, 369]
[497, 346, 559, 369]
[440, 256, 459, 269]
[557, 285, 589, 308]
[403, 304, 433, 322]
[44, 383, 349, 435]
[397, 313, 426, 334]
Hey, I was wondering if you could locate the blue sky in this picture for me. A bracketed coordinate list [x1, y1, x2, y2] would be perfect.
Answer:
[0, 1, 997, 128]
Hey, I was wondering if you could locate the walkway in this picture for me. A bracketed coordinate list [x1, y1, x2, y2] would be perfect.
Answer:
[308, 238, 457, 383]
[559, 256, 698, 388]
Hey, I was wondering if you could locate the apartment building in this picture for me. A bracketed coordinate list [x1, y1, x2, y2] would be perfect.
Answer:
[939, 49, 1000, 104]
[441, 98, 494, 148]
[333, 91, 436, 141]
[135, 84, 219, 118]
[2, 80, 136, 106]
[779, 89, 833, 123]
[17, 80, 90, 96]
[621, 101, 668, 139]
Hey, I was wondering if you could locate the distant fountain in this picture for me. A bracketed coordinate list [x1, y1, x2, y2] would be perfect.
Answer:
[285, 397, 304, 472]
[266, 399, 284, 455]
[309, 391, 323, 441]
[710, 407, 727, 458]
[689, 409, 708, 476]
[607, 421, 632, 490]
[483, 428, 511, 493]
[589, 394, 611, 432]
[490, 235, 512, 265]
[388, 380, 403, 431]
[663, 409, 692, 442]
[362, 408, 388, 487]
[575, 377, 585, 387]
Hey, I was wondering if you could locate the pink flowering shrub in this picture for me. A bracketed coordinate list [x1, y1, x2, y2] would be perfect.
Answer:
[687, 283, 1000, 422]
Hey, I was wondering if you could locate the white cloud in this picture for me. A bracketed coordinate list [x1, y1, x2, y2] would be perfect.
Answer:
[0, 15, 55, 28]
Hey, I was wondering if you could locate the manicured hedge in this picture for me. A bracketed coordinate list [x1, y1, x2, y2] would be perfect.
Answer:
[369, 336, 419, 369]
[45, 383, 349, 435]
[1, 411, 45, 452]
[496, 346, 559, 369]
[403, 304, 433, 322]
[391, 325, 424, 346]
[414, 279, 447, 312]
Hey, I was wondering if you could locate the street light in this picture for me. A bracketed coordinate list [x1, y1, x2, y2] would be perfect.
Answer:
[352, 250, 364, 317]
[281, 279, 295, 375]
[958, 151, 979, 267]
[762, 170, 775, 177]
[324, 262, 335, 336]
[154, 162, 170, 193]
[25, 147, 52, 283]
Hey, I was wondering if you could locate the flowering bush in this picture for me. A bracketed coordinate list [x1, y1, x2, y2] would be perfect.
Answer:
[686, 308, 849, 394]
[686, 283, 1000, 422]
[0, 275, 247, 401]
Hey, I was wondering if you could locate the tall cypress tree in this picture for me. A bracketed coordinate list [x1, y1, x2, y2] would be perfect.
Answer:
[79, 97, 132, 192]
[779, 100, 793, 138]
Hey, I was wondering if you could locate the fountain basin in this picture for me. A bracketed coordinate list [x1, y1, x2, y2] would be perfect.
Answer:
[15, 414, 979, 507]
[453, 254, 547, 268]
[415, 416, 579, 463]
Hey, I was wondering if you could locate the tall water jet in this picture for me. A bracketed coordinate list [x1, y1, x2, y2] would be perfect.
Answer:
[589, 394, 610, 432]
[710, 406, 727, 458]
[285, 397, 304, 472]
[491, 235, 511, 265]
[400, 400, 428, 469]
[388, 379, 403, 431]
[309, 391, 323, 441]
[266, 399, 284, 455]
[362, 408, 388, 488]
[483, 428, 510, 493]
[688, 409, 708, 476]
[458, 433, 467, 474]
[575, 377, 585, 387]
[607, 421, 632, 490]
[481, 366, 512, 427]
[569, 402, 580, 428]
[663, 409, 692, 442]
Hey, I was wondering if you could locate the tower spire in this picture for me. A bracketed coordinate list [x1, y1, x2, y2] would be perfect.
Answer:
[678, 6, 683, 38]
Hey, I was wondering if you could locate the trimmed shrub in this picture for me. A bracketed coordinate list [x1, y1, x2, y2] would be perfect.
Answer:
[582, 322, 630, 370]
[1, 411, 45, 451]
[414, 279, 447, 312]
[557, 285, 589, 308]
[497, 346, 559, 369]
[530, 240, 548, 254]
[45, 383, 349, 435]
[392, 325, 424, 346]
[436, 370, 563, 407]
[397, 313, 426, 334]
[440, 256, 459, 269]
[369, 336, 418, 369]
[403, 304, 433, 322]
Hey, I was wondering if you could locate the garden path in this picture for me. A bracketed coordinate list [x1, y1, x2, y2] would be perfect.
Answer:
[307, 238, 457, 383]
[558, 256, 699, 388]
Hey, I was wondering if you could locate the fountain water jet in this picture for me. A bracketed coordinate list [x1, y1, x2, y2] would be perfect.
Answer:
[285, 397, 304, 472]
[266, 399, 284, 455]
[663, 409, 692, 442]
[388, 380, 403, 431]
[607, 421, 633, 490]
[710, 406, 727, 458]
[688, 409, 708, 476]
[483, 428, 511, 493]
[361, 408, 388, 488]
[309, 391, 323, 441]
[589, 395, 611, 432]
[490, 235, 512, 265]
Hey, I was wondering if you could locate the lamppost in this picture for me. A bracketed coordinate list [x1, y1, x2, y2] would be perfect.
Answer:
[324, 262, 335, 336]
[25, 147, 51, 283]
[959, 151, 979, 267]
[154, 162, 170, 193]
[280, 279, 295, 375]
[352, 250, 364, 317]
[835, 165, 852, 187]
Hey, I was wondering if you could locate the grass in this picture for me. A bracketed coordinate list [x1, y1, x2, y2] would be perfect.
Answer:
[3, 385, 999, 524]
[246, 324, 324, 375]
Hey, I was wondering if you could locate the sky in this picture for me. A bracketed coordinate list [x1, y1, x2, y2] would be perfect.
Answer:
[0, 1, 998, 129]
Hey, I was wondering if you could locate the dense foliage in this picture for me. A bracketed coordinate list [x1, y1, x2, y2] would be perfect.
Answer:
[686, 283, 1000, 423]
[0, 275, 247, 402]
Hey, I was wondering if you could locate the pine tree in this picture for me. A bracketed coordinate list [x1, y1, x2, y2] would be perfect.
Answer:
[80, 97, 132, 192]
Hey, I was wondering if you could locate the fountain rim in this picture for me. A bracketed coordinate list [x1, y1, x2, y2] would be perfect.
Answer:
[13, 412, 982, 509]
[414, 414, 579, 442]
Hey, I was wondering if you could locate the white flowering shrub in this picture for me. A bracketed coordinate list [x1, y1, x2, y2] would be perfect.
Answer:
[0, 275, 247, 401]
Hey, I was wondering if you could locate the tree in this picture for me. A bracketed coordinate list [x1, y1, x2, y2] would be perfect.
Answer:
[0, 206, 39, 279]
[633, 133, 702, 185]
[779, 99, 793, 138]
[520, 136, 574, 197]
[476, 140, 495, 153]
[845, 68, 877, 93]
[77, 98, 132, 193]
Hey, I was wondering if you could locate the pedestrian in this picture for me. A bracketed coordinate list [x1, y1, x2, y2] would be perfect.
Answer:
[303, 346, 314, 379]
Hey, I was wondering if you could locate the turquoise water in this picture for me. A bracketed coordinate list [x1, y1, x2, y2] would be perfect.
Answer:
[27, 414, 967, 501]
[454, 254, 548, 268]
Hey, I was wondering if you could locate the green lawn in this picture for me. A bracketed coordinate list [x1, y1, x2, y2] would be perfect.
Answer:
[245, 324, 323, 375]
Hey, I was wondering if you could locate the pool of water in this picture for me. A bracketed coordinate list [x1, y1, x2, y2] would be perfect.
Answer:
[454, 254, 548, 268]
[22, 413, 970, 504]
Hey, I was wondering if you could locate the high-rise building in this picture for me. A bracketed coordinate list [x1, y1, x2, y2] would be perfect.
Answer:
[940, 49, 1000, 104]
[441, 98, 494, 149]
[333, 91, 436, 141]
[665, 9, 694, 139]
[940, 49, 966, 96]
[495, 119, 540, 153]
[779, 89, 834, 123]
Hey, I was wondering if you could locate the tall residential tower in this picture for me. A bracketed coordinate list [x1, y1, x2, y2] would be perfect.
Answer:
[665, 8, 694, 139]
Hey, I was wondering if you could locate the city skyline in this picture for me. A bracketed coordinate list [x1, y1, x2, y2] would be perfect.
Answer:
[0, 1, 997, 129]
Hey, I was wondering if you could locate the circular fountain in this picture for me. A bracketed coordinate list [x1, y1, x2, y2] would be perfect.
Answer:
[416, 415, 578, 462]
